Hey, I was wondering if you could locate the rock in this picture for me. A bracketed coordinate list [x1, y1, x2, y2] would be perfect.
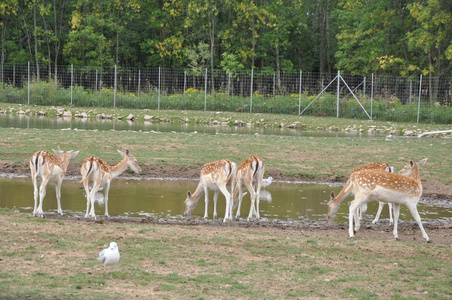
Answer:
[126, 114, 135, 121]
[144, 115, 153, 121]
[62, 111, 72, 117]
[18, 110, 25, 115]
[38, 111, 46, 116]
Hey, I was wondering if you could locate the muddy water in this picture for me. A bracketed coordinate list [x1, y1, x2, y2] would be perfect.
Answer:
[0, 177, 450, 224]
[0, 114, 376, 137]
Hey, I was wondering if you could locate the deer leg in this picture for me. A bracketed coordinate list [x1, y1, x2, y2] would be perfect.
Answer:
[392, 203, 401, 241]
[37, 177, 50, 217]
[372, 202, 385, 224]
[235, 184, 244, 219]
[349, 200, 361, 237]
[203, 187, 209, 219]
[406, 203, 430, 242]
[388, 203, 394, 225]
[104, 182, 111, 217]
[88, 182, 102, 219]
[32, 175, 39, 216]
[244, 181, 256, 221]
[212, 191, 219, 219]
[83, 180, 91, 218]
[218, 185, 232, 222]
[55, 180, 63, 215]
[254, 176, 263, 220]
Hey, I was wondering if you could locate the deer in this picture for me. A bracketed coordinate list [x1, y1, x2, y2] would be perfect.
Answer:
[81, 149, 141, 219]
[232, 156, 265, 221]
[328, 162, 394, 223]
[29, 148, 79, 217]
[184, 159, 237, 222]
[348, 158, 429, 242]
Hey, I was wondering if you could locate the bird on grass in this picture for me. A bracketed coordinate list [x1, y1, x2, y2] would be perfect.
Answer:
[98, 242, 120, 276]
[261, 176, 273, 188]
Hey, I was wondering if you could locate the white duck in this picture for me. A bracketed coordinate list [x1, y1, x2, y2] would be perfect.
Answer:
[261, 176, 273, 188]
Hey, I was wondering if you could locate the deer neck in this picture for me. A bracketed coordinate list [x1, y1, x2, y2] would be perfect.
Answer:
[58, 155, 72, 172]
[190, 181, 206, 203]
[110, 156, 130, 179]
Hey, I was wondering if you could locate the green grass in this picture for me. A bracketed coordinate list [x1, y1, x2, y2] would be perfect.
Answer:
[0, 108, 450, 185]
[0, 208, 451, 299]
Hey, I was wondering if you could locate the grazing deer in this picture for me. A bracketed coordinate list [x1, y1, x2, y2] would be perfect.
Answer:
[233, 156, 265, 221]
[348, 158, 429, 242]
[81, 149, 141, 219]
[30, 148, 79, 217]
[184, 159, 237, 222]
[328, 162, 394, 223]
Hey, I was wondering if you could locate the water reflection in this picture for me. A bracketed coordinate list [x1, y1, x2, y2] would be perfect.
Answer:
[0, 177, 450, 224]
[0, 114, 380, 138]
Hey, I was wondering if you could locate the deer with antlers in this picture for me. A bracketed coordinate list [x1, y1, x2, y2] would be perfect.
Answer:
[184, 159, 237, 222]
[81, 149, 141, 219]
[328, 162, 394, 223]
[30, 148, 79, 217]
[348, 158, 429, 242]
[233, 156, 265, 221]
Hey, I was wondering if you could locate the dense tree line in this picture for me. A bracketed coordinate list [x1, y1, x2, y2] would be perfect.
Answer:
[1, 0, 451, 77]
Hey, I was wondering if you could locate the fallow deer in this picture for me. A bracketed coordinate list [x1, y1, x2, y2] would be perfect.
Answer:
[348, 158, 429, 242]
[30, 148, 79, 217]
[81, 149, 141, 219]
[233, 156, 265, 220]
[184, 159, 237, 222]
[328, 162, 394, 223]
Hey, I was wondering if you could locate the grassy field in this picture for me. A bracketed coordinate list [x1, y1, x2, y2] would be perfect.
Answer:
[0, 106, 450, 184]
[0, 105, 451, 299]
[1, 208, 452, 299]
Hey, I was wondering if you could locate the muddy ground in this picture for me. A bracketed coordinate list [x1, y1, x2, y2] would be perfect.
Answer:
[1, 161, 451, 247]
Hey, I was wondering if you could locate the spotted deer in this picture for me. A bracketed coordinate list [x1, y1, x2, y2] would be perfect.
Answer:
[328, 162, 394, 223]
[233, 156, 265, 221]
[30, 148, 79, 217]
[184, 159, 237, 222]
[81, 149, 141, 219]
[348, 158, 429, 242]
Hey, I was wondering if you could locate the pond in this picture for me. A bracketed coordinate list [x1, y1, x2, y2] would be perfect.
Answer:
[1, 176, 450, 225]
[0, 114, 380, 138]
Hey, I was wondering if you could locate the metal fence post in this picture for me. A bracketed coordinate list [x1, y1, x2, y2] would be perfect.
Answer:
[114, 65, 117, 108]
[371, 73, 374, 120]
[183, 71, 186, 98]
[336, 70, 340, 118]
[250, 69, 254, 113]
[298, 71, 302, 115]
[70, 64, 73, 105]
[27, 62, 30, 105]
[417, 74, 422, 123]
[158, 67, 161, 110]
[138, 69, 141, 97]
[204, 68, 207, 111]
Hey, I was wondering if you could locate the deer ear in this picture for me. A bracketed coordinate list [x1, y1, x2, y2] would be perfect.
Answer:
[410, 160, 415, 168]
[419, 158, 428, 167]
[187, 191, 192, 197]
[330, 192, 335, 199]
[125, 149, 132, 157]
[69, 151, 79, 159]
[52, 149, 63, 158]
[118, 150, 126, 157]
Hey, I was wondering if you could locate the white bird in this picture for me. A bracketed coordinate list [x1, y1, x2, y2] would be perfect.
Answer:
[98, 242, 120, 275]
[261, 176, 273, 188]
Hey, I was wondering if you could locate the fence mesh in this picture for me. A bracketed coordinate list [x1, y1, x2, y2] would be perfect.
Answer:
[0, 64, 451, 123]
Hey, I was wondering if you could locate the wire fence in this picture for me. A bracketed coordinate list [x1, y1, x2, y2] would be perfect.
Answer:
[0, 63, 451, 124]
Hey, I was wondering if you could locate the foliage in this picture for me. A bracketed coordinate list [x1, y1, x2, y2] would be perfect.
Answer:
[2, 0, 450, 76]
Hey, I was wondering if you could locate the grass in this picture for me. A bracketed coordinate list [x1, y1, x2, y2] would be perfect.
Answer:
[0, 105, 450, 184]
[1, 208, 451, 299]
